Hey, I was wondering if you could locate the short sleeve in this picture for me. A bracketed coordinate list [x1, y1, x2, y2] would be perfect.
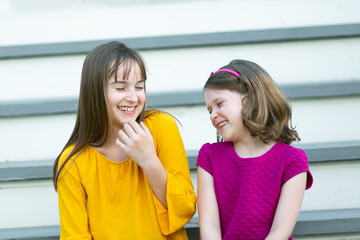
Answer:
[196, 143, 213, 175]
[282, 148, 313, 190]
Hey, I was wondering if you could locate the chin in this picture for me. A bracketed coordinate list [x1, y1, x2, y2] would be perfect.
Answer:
[222, 137, 231, 142]
[220, 134, 229, 142]
[221, 134, 236, 142]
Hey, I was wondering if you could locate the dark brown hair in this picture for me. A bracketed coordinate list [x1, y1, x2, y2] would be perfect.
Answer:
[204, 59, 300, 144]
[53, 41, 148, 191]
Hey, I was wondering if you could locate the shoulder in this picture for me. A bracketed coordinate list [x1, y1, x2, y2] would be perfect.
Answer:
[284, 142, 307, 160]
[278, 142, 313, 189]
[143, 110, 184, 148]
[198, 142, 231, 161]
[144, 110, 178, 135]
[58, 144, 90, 169]
[59, 145, 75, 166]
[199, 141, 230, 153]
[275, 142, 307, 159]
[144, 110, 176, 126]
[197, 142, 230, 175]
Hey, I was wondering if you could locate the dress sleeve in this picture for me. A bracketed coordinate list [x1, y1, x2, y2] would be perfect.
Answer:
[57, 149, 92, 239]
[148, 113, 197, 235]
[196, 143, 213, 175]
[282, 148, 313, 190]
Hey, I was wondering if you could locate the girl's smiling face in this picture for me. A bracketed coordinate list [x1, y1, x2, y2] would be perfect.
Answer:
[106, 62, 146, 129]
[204, 88, 248, 142]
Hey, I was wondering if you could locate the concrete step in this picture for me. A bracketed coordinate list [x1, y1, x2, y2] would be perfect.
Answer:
[1, 209, 359, 240]
[1, 141, 359, 182]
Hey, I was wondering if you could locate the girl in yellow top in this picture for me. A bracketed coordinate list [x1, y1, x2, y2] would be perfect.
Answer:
[53, 41, 197, 240]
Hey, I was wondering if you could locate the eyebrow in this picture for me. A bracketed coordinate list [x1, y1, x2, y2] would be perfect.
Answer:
[110, 80, 145, 84]
[206, 97, 223, 111]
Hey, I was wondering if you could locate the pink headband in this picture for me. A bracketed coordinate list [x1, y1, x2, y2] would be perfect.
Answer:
[211, 69, 240, 78]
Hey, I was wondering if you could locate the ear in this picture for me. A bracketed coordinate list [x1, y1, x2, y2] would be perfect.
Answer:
[241, 94, 248, 105]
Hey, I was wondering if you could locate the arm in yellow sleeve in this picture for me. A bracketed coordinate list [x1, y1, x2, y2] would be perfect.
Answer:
[57, 151, 92, 240]
[148, 113, 197, 235]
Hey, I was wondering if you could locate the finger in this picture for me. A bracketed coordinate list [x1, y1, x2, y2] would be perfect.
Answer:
[115, 138, 124, 147]
[140, 122, 151, 136]
[116, 138, 129, 152]
[128, 120, 144, 134]
[118, 129, 130, 143]
[123, 122, 137, 138]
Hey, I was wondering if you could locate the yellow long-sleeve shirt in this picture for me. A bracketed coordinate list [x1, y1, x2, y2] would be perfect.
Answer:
[57, 111, 197, 239]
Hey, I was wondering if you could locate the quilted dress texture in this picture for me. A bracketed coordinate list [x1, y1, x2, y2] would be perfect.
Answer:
[197, 141, 313, 240]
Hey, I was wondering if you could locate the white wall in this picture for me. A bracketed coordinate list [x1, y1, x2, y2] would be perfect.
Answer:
[1, 0, 360, 232]
[1, 96, 360, 162]
[1, 0, 359, 46]
[1, 38, 360, 101]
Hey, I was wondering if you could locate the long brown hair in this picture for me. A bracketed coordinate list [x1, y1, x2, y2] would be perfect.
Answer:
[53, 41, 147, 191]
[204, 59, 300, 144]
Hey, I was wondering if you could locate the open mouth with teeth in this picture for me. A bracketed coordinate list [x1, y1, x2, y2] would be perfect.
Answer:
[119, 106, 136, 114]
[218, 121, 228, 128]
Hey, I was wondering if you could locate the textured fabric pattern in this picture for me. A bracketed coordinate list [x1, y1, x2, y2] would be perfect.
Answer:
[197, 141, 313, 240]
[57, 112, 196, 240]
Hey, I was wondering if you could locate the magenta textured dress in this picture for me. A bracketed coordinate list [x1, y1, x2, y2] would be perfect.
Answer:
[197, 141, 313, 240]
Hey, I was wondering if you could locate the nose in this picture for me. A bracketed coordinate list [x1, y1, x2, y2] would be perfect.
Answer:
[210, 110, 218, 121]
[126, 88, 137, 102]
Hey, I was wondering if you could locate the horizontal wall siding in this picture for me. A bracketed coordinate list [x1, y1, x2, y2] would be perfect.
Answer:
[1, 24, 360, 59]
[1, 0, 360, 238]
[1, 141, 359, 182]
[1, 38, 360, 101]
[0, 206, 359, 238]
[1, 97, 360, 162]
[1, 80, 359, 117]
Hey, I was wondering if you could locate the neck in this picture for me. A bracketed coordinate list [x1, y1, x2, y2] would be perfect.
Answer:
[93, 126, 128, 162]
[232, 137, 276, 158]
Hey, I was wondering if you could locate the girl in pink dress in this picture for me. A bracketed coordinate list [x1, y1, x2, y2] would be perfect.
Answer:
[197, 59, 313, 240]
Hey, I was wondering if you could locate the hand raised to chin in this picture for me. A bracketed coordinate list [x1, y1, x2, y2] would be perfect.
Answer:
[116, 120, 157, 168]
